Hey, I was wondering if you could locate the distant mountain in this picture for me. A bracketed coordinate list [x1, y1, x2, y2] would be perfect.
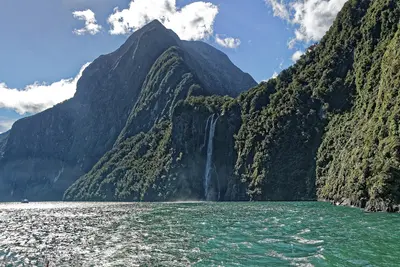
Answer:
[66, 0, 400, 212]
[0, 20, 256, 201]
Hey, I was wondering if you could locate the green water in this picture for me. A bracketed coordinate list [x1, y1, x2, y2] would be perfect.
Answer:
[0, 202, 399, 266]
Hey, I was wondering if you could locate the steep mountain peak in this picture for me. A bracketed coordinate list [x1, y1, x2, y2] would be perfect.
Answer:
[145, 19, 169, 31]
[64, 0, 400, 210]
[146, 19, 164, 27]
[182, 40, 255, 96]
[0, 20, 255, 201]
[126, 19, 177, 43]
[74, 20, 181, 103]
[110, 19, 179, 58]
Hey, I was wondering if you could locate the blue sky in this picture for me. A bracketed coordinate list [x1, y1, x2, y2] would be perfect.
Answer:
[0, 0, 347, 133]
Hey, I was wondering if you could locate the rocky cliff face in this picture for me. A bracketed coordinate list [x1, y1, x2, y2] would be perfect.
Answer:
[66, 0, 400, 213]
[316, 0, 400, 211]
[233, 0, 400, 210]
[0, 20, 256, 201]
[0, 132, 8, 155]
[3, 0, 400, 212]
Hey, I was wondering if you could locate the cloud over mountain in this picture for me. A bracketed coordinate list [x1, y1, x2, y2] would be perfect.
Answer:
[73, 9, 102, 35]
[107, 0, 219, 41]
[0, 63, 90, 115]
[215, 35, 241, 48]
[0, 117, 15, 134]
[291, 50, 304, 62]
[265, 0, 348, 46]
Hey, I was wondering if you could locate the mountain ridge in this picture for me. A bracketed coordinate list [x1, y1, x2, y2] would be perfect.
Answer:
[65, 0, 400, 212]
[2, 0, 400, 213]
[0, 20, 256, 201]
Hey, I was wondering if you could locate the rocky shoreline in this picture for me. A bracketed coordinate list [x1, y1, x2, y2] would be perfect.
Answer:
[322, 198, 400, 213]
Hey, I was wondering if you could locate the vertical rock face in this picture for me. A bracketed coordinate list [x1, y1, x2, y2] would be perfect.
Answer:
[316, 0, 400, 210]
[0, 20, 256, 201]
[181, 41, 256, 96]
[62, 37, 250, 201]
[231, 0, 400, 209]
[3, 0, 399, 209]
[65, 0, 400, 211]
[0, 132, 8, 156]
[167, 98, 247, 202]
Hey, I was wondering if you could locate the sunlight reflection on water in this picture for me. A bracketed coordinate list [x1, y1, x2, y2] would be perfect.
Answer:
[0, 202, 399, 266]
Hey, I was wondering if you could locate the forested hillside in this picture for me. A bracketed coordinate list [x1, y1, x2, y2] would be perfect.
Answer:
[0, 21, 255, 201]
[1, 0, 398, 212]
[66, 0, 400, 212]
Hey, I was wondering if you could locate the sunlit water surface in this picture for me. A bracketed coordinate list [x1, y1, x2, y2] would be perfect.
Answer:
[0, 202, 399, 266]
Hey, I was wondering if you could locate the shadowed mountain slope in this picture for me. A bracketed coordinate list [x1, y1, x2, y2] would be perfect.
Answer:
[0, 20, 256, 201]
[66, 0, 400, 213]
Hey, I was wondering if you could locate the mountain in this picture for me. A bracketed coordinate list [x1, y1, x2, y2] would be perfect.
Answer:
[233, 0, 400, 211]
[66, 0, 400, 212]
[2, 0, 399, 212]
[0, 20, 256, 201]
[0, 132, 8, 157]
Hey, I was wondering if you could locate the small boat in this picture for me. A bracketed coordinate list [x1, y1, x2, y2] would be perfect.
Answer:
[21, 199, 29, 203]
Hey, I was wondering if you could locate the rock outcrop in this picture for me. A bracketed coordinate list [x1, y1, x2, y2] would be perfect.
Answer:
[3, 0, 400, 213]
[0, 20, 256, 201]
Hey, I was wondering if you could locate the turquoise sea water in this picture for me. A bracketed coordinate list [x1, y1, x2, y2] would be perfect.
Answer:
[0, 202, 399, 266]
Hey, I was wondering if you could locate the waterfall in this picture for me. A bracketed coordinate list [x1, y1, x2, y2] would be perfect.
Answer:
[200, 115, 212, 151]
[214, 163, 221, 201]
[54, 166, 64, 183]
[204, 114, 219, 200]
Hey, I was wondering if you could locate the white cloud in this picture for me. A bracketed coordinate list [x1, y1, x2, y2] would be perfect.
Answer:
[0, 118, 16, 134]
[261, 71, 279, 82]
[291, 50, 304, 62]
[291, 0, 348, 43]
[0, 63, 90, 115]
[215, 34, 241, 48]
[265, 0, 290, 20]
[265, 0, 348, 46]
[107, 0, 219, 41]
[73, 9, 102, 35]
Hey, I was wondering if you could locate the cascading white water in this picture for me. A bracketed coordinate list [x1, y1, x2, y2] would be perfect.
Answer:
[204, 114, 219, 200]
[200, 115, 212, 151]
[214, 163, 221, 201]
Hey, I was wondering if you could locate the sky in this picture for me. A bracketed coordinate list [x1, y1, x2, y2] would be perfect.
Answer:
[0, 0, 348, 133]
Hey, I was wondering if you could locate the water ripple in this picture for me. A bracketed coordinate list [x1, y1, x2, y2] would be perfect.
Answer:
[0, 202, 399, 266]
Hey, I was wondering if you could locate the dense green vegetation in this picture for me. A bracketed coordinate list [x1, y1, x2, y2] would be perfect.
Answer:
[234, 0, 400, 210]
[64, 122, 173, 201]
[4, 0, 398, 212]
[66, 0, 400, 212]
[317, 0, 400, 210]
[64, 46, 204, 201]
[0, 20, 255, 202]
